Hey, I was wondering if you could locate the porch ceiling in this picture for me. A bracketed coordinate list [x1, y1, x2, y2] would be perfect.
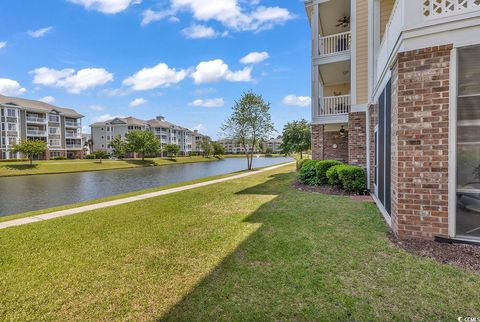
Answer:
[318, 0, 350, 36]
[319, 60, 350, 85]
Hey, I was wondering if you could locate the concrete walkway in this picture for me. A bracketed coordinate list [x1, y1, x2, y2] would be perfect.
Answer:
[0, 162, 294, 230]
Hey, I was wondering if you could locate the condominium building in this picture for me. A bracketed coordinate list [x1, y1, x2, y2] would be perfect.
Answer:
[305, 0, 480, 241]
[0, 95, 84, 160]
[90, 115, 206, 155]
[218, 138, 283, 154]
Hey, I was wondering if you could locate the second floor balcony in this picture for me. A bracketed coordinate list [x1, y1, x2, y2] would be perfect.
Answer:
[314, 94, 351, 120]
[26, 115, 46, 124]
[65, 120, 80, 127]
[319, 31, 351, 58]
[27, 129, 47, 136]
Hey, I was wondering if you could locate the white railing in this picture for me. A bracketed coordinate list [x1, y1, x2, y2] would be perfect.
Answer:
[65, 132, 80, 138]
[318, 95, 351, 116]
[65, 121, 80, 127]
[26, 116, 46, 123]
[27, 130, 47, 136]
[423, 0, 480, 19]
[376, 0, 404, 84]
[319, 31, 351, 57]
[66, 143, 82, 149]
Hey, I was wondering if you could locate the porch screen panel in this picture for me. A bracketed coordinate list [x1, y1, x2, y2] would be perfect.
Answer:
[378, 91, 385, 204]
[385, 80, 392, 215]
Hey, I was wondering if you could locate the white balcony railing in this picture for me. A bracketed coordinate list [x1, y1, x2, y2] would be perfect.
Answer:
[65, 121, 80, 127]
[319, 31, 351, 57]
[318, 95, 351, 116]
[66, 143, 82, 149]
[27, 130, 47, 136]
[423, 0, 480, 19]
[26, 116, 46, 123]
[65, 132, 80, 138]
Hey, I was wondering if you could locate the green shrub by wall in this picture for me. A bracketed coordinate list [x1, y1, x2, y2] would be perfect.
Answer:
[298, 160, 320, 185]
[315, 160, 343, 184]
[337, 165, 366, 194]
[326, 164, 347, 187]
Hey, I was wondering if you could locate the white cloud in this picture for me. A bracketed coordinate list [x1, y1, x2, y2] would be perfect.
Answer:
[123, 63, 187, 91]
[129, 98, 148, 107]
[192, 123, 205, 132]
[0, 41, 7, 49]
[282, 94, 311, 107]
[190, 98, 224, 107]
[169, 0, 293, 32]
[240, 51, 269, 64]
[181, 24, 227, 39]
[27, 26, 53, 38]
[89, 104, 105, 111]
[68, 0, 141, 14]
[31, 67, 113, 93]
[191, 59, 252, 84]
[92, 114, 126, 122]
[141, 9, 171, 26]
[38, 96, 55, 104]
[0, 79, 27, 96]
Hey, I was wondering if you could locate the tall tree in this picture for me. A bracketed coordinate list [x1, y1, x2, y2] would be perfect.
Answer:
[125, 130, 160, 161]
[222, 91, 275, 170]
[200, 137, 213, 157]
[11, 139, 48, 165]
[280, 119, 311, 159]
[109, 135, 126, 158]
[212, 141, 225, 156]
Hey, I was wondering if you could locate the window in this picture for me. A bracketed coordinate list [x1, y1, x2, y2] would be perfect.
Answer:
[8, 138, 16, 145]
[49, 139, 61, 147]
[49, 127, 60, 135]
[7, 109, 16, 117]
[49, 115, 59, 123]
[455, 45, 480, 238]
[7, 123, 16, 131]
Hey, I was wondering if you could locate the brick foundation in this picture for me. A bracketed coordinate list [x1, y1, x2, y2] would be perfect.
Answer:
[348, 112, 367, 167]
[391, 45, 452, 239]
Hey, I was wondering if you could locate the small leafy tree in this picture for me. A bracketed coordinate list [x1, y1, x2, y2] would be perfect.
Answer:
[11, 139, 47, 165]
[125, 130, 160, 161]
[93, 149, 109, 163]
[165, 144, 180, 157]
[265, 147, 274, 154]
[110, 135, 126, 158]
[212, 141, 225, 156]
[222, 91, 275, 170]
[200, 137, 213, 157]
[280, 119, 311, 159]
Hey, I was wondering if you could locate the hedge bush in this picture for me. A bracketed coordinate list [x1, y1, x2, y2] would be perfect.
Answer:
[298, 160, 320, 185]
[85, 154, 96, 159]
[0, 158, 29, 163]
[51, 156, 67, 160]
[326, 164, 347, 187]
[296, 158, 310, 170]
[337, 165, 366, 194]
[315, 160, 343, 184]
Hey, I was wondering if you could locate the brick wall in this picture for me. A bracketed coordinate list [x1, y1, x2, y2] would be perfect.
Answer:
[392, 45, 452, 239]
[324, 130, 348, 162]
[311, 124, 324, 160]
[348, 112, 367, 166]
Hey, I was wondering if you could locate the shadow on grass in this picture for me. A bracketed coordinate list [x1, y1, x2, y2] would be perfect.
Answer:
[4, 164, 38, 170]
[158, 172, 392, 321]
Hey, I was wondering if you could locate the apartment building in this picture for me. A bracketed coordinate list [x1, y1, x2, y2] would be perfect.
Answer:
[191, 130, 208, 154]
[218, 138, 283, 154]
[305, 0, 480, 242]
[0, 95, 84, 160]
[90, 115, 206, 155]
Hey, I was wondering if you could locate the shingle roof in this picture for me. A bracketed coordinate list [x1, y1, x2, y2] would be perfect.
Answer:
[90, 116, 147, 127]
[0, 94, 83, 118]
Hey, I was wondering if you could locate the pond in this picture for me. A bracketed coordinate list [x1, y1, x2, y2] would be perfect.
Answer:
[0, 157, 293, 217]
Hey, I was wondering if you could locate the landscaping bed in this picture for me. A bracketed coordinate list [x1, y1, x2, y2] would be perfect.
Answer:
[389, 233, 480, 272]
[293, 179, 352, 196]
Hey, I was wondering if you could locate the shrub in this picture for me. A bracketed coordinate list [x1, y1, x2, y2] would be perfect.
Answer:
[296, 158, 309, 170]
[298, 160, 320, 185]
[316, 160, 343, 184]
[338, 165, 366, 194]
[0, 158, 29, 162]
[51, 156, 67, 160]
[327, 164, 347, 187]
[85, 154, 96, 159]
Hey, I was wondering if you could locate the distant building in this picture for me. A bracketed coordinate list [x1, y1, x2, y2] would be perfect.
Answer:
[90, 115, 208, 156]
[218, 137, 282, 154]
[0, 95, 84, 160]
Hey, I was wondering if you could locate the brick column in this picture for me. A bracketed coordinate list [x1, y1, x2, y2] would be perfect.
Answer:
[392, 45, 452, 239]
[311, 124, 324, 160]
[348, 112, 367, 166]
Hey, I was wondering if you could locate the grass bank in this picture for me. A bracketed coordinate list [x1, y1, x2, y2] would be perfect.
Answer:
[0, 156, 224, 177]
[1, 164, 479, 320]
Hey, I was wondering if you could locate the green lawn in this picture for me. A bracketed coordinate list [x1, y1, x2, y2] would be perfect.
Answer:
[1, 164, 479, 320]
[0, 156, 224, 177]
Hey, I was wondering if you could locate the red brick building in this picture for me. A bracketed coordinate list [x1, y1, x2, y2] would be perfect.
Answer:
[305, 0, 480, 241]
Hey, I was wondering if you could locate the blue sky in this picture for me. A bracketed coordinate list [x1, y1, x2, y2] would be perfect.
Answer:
[0, 0, 311, 139]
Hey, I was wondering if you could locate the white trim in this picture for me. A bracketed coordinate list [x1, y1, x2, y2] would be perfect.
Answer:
[313, 51, 351, 65]
[312, 114, 349, 125]
[350, 103, 367, 113]
[350, 0, 357, 105]
[371, 193, 391, 227]
[448, 47, 457, 238]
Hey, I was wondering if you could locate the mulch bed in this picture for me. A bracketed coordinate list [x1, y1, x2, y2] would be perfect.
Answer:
[292, 180, 373, 202]
[388, 232, 480, 272]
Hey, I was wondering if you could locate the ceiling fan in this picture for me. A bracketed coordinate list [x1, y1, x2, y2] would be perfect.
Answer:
[336, 16, 350, 28]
